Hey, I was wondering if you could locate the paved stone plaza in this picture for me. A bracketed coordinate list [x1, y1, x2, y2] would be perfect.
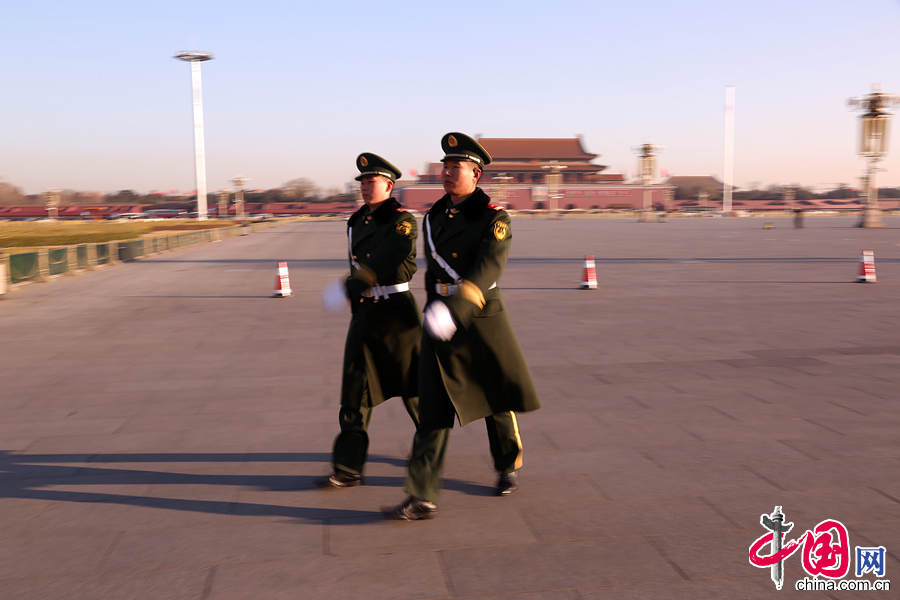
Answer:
[1, 216, 898, 599]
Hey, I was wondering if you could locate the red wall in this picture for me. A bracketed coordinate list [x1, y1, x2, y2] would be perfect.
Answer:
[397, 186, 671, 211]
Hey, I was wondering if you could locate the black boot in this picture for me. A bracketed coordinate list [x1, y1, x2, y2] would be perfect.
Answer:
[381, 495, 438, 520]
[315, 469, 362, 489]
[497, 470, 519, 496]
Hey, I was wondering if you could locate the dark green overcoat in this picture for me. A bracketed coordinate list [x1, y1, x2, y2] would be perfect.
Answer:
[341, 198, 421, 409]
[421, 188, 541, 426]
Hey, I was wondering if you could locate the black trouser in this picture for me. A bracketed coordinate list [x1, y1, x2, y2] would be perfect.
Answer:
[333, 388, 418, 475]
[404, 379, 523, 503]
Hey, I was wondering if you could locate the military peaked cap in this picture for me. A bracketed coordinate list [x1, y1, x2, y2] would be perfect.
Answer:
[355, 153, 402, 182]
[440, 132, 492, 167]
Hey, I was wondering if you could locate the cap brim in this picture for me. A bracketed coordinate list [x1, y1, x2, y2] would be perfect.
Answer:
[441, 153, 484, 166]
[355, 170, 396, 181]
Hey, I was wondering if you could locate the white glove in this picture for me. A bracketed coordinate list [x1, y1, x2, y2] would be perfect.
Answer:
[322, 280, 349, 314]
[424, 301, 457, 341]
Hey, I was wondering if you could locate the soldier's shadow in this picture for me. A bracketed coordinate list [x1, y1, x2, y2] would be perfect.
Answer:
[0, 451, 491, 525]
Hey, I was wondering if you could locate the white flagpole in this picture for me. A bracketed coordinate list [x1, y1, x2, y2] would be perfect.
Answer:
[723, 85, 735, 213]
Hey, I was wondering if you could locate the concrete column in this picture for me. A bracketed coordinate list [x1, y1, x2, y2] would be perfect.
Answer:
[86, 244, 98, 270]
[37, 250, 50, 282]
[65, 247, 79, 275]
[107, 242, 120, 265]
[0, 253, 8, 297]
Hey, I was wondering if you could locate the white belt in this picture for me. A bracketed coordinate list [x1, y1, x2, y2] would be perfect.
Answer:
[363, 282, 409, 300]
[435, 282, 496, 297]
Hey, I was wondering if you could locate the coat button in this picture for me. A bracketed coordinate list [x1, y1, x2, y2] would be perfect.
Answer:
[366, 253, 370, 258]
[359, 298, 364, 303]
[448, 214, 454, 218]
[352, 255, 357, 259]
[451, 252, 458, 258]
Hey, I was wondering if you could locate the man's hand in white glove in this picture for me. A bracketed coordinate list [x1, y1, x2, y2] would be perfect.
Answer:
[424, 301, 456, 341]
[322, 280, 349, 314]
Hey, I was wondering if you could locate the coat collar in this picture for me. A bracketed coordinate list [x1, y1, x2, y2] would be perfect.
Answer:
[349, 197, 402, 227]
[430, 188, 491, 222]
[372, 198, 402, 224]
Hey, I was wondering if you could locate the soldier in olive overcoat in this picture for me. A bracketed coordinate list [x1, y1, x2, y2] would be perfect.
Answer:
[383, 133, 541, 519]
[317, 153, 421, 488]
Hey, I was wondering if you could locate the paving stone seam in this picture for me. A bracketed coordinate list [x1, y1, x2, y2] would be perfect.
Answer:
[868, 486, 900, 506]
[95, 530, 125, 573]
[644, 535, 691, 581]
[774, 439, 821, 461]
[695, 496, 746, 530]
[581, 473, 614, 502]
[849, 385, 896, 399]
[705, 406, 742, 422]
[8, 501, 51, 539]
[514, 507, 544, 543]
[802, 419, 848, 437]
[740, 465, 789, 491]
[636, 450, 666, 470]
[435, 550, 457, 597]
[322, 522, 331, 557]
[677, 425, 706, 442]
[199, 565, 216, 600]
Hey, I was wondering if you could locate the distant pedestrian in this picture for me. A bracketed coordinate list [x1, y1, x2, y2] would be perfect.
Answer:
[794, 208, 804, 229]
[317, 153, 421, 488]
[382, 133, 541, 520]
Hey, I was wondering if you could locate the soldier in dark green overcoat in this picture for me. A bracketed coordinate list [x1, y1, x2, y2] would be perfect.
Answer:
[383, 133, 541, 520]
[317, 153, 421, 488]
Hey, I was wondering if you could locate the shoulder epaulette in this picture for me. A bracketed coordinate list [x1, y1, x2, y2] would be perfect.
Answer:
[487, 203, 502, 211]
[396, 207, 407, 213]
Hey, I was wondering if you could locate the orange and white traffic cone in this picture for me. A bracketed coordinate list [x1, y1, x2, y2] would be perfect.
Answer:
[273, 261, 292, 297]
[857, 250, 876, 283]
[581, 255, 598, 289]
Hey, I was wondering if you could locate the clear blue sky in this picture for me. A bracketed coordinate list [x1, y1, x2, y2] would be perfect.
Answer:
[2, 0, 900, 195]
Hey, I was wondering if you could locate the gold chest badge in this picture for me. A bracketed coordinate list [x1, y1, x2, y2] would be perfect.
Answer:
[396, 221, 412, 236]
[493, 221, 508, 241]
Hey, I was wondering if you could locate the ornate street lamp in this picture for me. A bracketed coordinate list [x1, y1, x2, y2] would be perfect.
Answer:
[231, 176, 248, 220]
[174, 51, 214, 221]
[632, 141, 663, 222]
[44, 189, 61, 220]
[492, 173, 512, 209]
[541, 161, 567, 219]
[216, 188, 230, 219]
[848, 84, 900, 227]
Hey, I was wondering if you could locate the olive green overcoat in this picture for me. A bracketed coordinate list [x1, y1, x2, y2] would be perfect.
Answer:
[421, 188, 541, 426]
[341, 198, 421, 409]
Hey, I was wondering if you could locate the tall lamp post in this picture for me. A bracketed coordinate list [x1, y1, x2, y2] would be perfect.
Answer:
[493, 173, 512, 209]
[633, 141, 663, 222]
[216, 188, 230, 219]
[45, 189, 60, 220]
[849, 84, 900, 228]
[232, 176, 248, 220]
[174, 51, 214, 221]
[542, 161, 567, 219]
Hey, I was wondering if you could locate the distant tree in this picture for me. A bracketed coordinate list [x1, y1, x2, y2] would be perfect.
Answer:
[795, 186, 815, 201]
[282, 178, 321, 202]
[245, 189, 288, 203]
[0, 180, 25, 205]
[818, 184, 855, 199]
[107, 190, 139, 204]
